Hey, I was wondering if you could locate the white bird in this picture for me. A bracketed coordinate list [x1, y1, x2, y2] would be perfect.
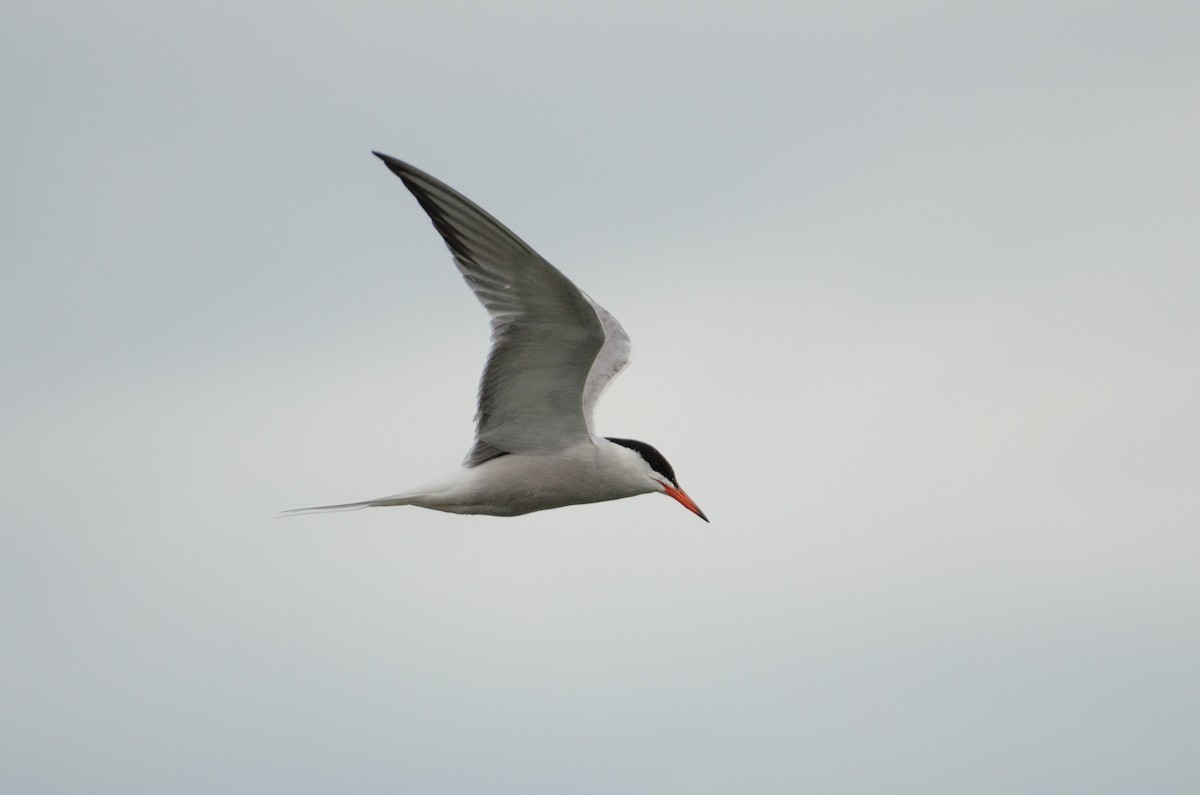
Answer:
[287, 153, 707, 522]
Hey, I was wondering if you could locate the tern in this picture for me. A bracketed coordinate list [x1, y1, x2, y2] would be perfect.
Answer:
[287, 153, 707, 522]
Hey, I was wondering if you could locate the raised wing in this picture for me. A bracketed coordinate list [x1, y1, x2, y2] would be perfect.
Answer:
[580, 295, 632, 435]
[373, 153, 614, 466]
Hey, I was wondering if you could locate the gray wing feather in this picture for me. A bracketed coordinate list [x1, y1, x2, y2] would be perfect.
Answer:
[373, 153, 616, 466]
[580, 295, 633, 435]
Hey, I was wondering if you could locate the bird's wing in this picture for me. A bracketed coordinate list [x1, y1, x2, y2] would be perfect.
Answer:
[579, 294, 632, 435]
[374, 153, 627, 466]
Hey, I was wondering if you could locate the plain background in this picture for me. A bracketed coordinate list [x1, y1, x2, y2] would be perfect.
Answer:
[4, 1, 1198, 792]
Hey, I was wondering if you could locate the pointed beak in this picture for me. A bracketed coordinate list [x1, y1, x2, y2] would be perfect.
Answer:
[662, 483, 709, 522]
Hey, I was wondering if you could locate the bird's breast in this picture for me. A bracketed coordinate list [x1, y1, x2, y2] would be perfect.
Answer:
[436, 441, 649, 516]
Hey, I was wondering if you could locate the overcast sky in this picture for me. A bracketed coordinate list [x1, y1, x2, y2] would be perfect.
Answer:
[3, 1, 1198, 792]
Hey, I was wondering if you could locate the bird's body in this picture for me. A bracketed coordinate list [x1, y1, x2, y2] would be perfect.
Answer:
[311, 439, 663, 517]
[287, 153, 706, 522]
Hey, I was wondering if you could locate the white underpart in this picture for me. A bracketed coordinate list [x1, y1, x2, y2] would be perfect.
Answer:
[287, 439, 661, 518]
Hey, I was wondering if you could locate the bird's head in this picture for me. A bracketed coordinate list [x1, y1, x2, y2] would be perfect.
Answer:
[606, 437, 708, 522]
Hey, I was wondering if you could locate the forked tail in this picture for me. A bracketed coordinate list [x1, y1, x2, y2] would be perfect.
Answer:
[279, 494, 422, 517]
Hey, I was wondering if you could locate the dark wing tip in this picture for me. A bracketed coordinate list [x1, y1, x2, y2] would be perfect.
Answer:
[372, 152, 445, 200]
[372, 150, 410, 178]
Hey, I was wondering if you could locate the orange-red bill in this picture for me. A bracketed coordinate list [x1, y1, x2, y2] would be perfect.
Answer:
[663, 483, 709, 522]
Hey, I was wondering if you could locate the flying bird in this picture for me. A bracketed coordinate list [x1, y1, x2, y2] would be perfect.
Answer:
[287, 153, 707, 522]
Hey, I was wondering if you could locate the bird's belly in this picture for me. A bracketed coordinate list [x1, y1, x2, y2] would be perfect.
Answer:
[424, 447, 645, 517]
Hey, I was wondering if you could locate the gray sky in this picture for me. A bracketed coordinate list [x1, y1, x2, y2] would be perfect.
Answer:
[4, 1, 1198, 792]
